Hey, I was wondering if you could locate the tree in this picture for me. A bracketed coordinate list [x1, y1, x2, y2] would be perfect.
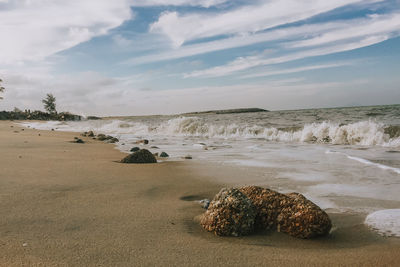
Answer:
[0, 78, 5, 100]
[42, 93, 57, 114]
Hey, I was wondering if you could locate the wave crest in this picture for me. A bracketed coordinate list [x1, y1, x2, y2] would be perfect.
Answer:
[22, 117, 400, 147]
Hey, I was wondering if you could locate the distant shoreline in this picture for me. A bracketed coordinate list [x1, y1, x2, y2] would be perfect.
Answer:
[99, 103, 399, 119]
[182, 107, 269, 115]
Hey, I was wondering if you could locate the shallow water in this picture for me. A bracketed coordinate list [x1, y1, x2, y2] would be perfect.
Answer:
[21, 104, 400, 236]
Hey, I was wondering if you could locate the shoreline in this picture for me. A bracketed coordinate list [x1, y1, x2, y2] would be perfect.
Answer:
[1, 121, 399, 266]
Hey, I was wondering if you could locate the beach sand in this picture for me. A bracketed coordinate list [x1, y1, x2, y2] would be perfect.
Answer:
[0, 121, 399, 266]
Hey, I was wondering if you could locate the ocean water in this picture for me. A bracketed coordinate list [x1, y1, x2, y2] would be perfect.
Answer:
[22, 104, 400, 237]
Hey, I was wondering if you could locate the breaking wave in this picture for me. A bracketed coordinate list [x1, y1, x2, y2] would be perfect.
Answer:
[22, 117, 400, 147]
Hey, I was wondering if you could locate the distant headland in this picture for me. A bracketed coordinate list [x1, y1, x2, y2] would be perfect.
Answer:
[182, 108, 269, 115]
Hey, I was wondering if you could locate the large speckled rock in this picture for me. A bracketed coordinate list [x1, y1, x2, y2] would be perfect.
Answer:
[120, 149, 157, 164]
[277, 192, 332, 238]
[200, 188, 256, 236]
[239, 186, 286, 230]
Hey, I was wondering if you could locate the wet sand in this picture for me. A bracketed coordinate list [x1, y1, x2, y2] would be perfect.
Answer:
[0, 121, 399, 266]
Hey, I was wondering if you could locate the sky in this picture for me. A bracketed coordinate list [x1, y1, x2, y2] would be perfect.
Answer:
[0, 0, 400, 116]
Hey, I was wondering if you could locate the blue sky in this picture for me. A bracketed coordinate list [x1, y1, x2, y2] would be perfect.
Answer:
[0, 0, 400, 115]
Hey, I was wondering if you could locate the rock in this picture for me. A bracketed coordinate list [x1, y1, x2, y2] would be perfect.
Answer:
[87, 131, 95, 137]
[120, 149, 157, 164]
[97, 134, 107, 141]
[153, 152, 159, 157]
[184, 155, 192, 159]
[240, 186, 332, 238]
[200, 188, 256, 236]
[239, 186, 285, 230]
[130, 147, 140, 152]
[74, 138, 85, 144]
[277, 192, 332, 239]
[107, 137, 119, 143]
[105, 135, 114, 140]
[136, 139, 149, 145]
[150, 146, 159, 149]
[160, 152, 169, 158]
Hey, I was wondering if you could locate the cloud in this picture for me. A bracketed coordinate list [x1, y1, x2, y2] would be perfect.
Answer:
[0, 0, 134, 64]
[124, 22, 345, 65]
[184, 35, 389, 78]
[238, 62, 355, 79]
[150, 0, 371, 47]
[183, 12, 400, 78]
[131, 0, 228, 7]
[287, 13, 400, 48]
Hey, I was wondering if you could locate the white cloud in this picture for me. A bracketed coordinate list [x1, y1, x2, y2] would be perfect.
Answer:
[131, 0, 228, 7]
[150, 0, 370, 47]
[239, 62, 354, 79]
[124, 22, 346, 65]
[287, 13, 400, 48]
[184, 35, 389, 78]
[0, 0, 134, 64]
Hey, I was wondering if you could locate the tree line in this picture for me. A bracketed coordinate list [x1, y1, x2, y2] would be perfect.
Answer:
[0, 78, 81, 121]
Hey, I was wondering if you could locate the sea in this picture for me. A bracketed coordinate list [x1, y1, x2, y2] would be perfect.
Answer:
[22, 104, 400, 237]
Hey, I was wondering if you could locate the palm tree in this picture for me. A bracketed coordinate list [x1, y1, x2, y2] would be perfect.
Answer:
[42, 93, 57, 114]
[0, 79, 5, 100]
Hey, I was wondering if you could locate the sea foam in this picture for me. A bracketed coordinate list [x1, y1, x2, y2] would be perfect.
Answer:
[365, 209, 400, 237]
[21, 118, 400, 147]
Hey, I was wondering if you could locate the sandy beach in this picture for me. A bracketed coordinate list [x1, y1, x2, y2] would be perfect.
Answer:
[0, 121, 399, 266]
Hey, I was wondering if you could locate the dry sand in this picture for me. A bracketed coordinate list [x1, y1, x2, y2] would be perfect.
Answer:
[0, 121, 399, 266]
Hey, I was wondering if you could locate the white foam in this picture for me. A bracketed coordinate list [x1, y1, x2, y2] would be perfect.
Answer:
[365, 209, 400, 237]
[326, 150, 400, 174]
[20, 119, 400, 147]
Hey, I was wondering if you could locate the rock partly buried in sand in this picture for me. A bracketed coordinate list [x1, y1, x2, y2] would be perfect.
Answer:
[87, 131, 95, 137]
[160, 152, 169, 158]
[200, 188, 256, 236]
[239, 186, 285, 230]
[120, 149, 157, 164]
[277, 192, 332, 239]
[130, 147, 140, 152]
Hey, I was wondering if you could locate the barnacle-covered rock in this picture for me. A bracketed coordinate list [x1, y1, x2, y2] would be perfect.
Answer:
[277, 192, 332, 238]
[120, 149, 157, 164]
[239, 186, 286, 230]
[200, 188, 256, 236]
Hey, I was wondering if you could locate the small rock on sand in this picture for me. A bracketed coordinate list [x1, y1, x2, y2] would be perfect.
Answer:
[160, 152, 169, 158]
[73, 138, 85, 144]
[96, 134, 107, 141]
[120, 149, 157, 164]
